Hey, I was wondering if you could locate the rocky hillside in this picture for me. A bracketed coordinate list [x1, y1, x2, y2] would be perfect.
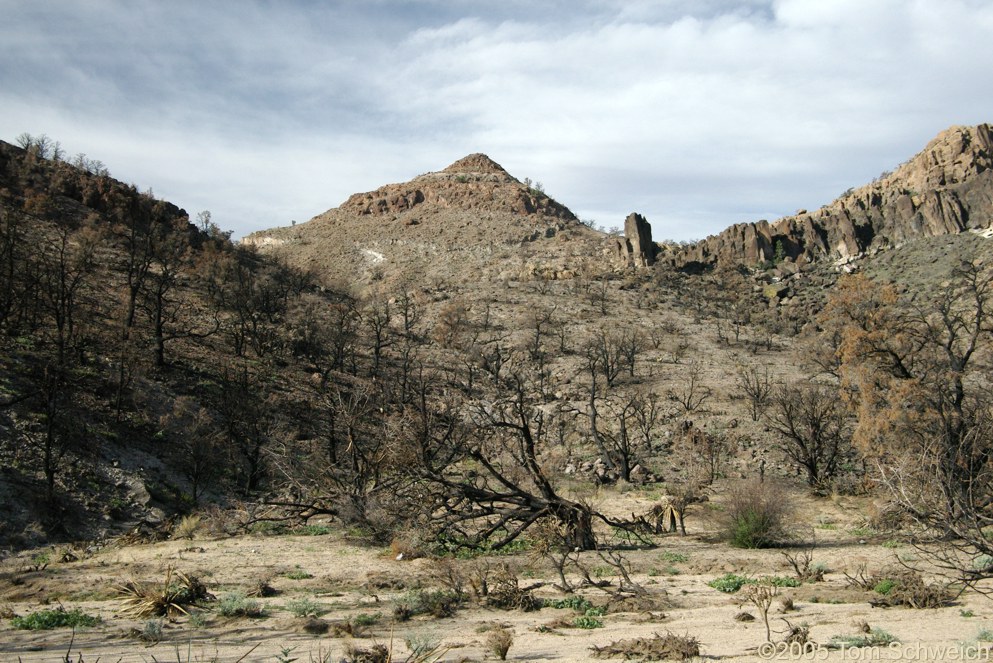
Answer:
[673, 124, 993, 270]
[243, 153, 610, 287]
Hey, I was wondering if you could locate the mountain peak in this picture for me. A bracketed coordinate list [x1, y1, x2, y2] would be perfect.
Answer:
[442, 153, 509, 175]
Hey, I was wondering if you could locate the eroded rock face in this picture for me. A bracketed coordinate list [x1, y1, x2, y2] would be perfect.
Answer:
[625, 213, 656, 267]
[672, 124, 993, 269]
[614, 213, 658, 267]
[337, 153, 578, 223]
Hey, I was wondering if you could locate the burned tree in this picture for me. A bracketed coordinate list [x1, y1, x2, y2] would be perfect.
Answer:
[415, 366, 598, 550]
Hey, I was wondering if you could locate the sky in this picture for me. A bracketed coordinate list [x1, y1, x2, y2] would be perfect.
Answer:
[2, 1, 993, 242]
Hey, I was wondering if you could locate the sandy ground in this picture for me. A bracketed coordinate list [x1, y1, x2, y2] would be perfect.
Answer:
[2, 492, 992, 662]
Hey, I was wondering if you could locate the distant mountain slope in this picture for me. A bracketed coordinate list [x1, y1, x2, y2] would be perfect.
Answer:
[672, 124, 993, 269]
[244, 153, 607, 287]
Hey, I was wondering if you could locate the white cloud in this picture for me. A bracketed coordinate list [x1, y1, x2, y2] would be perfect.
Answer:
[2, 0, 993, 242]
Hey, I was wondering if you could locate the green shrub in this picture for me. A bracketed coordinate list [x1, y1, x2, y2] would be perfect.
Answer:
[708, 573, 799, 593]
[141, 618, 163, 643]
[216, 592, 265, 618]
[659, 551, 689, 564]
[544, 596, 594, 612]
[573, 615, 604, 629]
[708, 573, 752, 593]
[11, 607, 100, 630]
[830, 628, 897, 648]
[972, 554, 993, 572]
[188, 611, 208, 629]
[353, 612, 382, 626]
[722, 479, 795, 548]
[873, 578, 896, 595]
[285, 597, 328, 618]
[977, 628, 993, 642]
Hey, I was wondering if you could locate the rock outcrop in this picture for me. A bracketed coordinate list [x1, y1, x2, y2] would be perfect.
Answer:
[672, 124, 993, 270]
[336, 152, 579, 223]
[612, 212, 658, 267]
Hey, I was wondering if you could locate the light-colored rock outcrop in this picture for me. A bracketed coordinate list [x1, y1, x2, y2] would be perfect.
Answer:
[673, 124, 993, 269]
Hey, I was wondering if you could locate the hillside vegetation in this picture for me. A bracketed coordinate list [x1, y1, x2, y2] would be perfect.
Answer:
[1, 128, 993, 660]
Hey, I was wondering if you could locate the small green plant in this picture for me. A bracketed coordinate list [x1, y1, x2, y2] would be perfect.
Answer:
[353, 612, 381, 626]
[141, 618, 164, 643]
[405, 634, 441, 656]
[285, 597, 327, 618]
[249, 521, 289, 536]
[659, 551, 689, 564]
[11, 607, 100, 630]
[292, 525, 332, 536]
[881, 539, 902, 549]
[648, 566, 680, 577]
[973, 555, 993, 571]
[544, 596, 594, 612]
[216, 592, 265, 618]
[830, 628, 898, 648]
[29, 551, 51, 571]
[573, 615, 604, 629]
[708, 573, 751, 593]
[977, 628, 993, 642]
[274, 647, 299, 663]
[284, 567, 313, 580]
[873, 578, 897, 595]
[960, 609, 975, 618]
[188, 610, 208, 629]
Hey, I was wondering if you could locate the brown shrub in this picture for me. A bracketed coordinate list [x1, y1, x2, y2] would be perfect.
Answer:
[592, 631, 701, 660]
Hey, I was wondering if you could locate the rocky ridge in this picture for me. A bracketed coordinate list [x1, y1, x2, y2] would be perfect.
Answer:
[673, 124, 993, 269]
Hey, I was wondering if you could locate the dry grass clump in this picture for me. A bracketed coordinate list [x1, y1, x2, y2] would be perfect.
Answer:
[343, 643, 389, 663]
[591, 631, 701, 660]
[485, 566, 542, 612]
[117, 567, 213, 617]
[171, 514, 202, 540]
[485, 626, 514, 660]
[246, 576, 278, 597]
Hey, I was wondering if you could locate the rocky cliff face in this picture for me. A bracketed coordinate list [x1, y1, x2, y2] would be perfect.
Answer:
[673, 124, 993, 270]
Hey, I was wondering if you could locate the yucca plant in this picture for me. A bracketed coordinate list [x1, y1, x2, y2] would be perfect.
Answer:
[117, 567, 213, 618]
